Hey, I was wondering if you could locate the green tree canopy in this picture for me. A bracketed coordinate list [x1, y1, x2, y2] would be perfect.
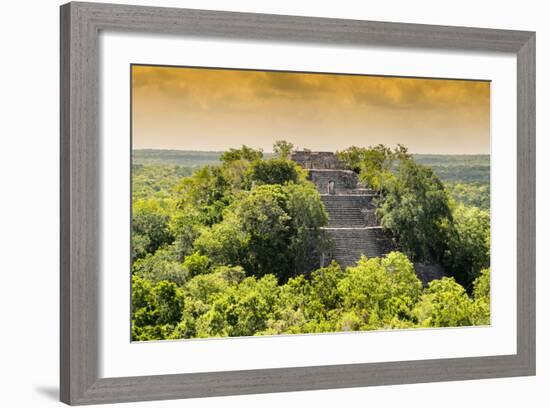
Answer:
[174, 165, 231, 226]
[132, 245, 189, 285]
[130, 144, 492, 341]
[444, 204, 490, 290]
[377, 159, 452, 262]
[471, 267, 491, 325]
[220, 145, 264, 164]
[244, 158, 301, 187]
[131, 275, 185, 341]
[413, 277, 474, 327]
[195, 274, 279, 338]
[132, 199, 174, 260]
[336, 144, 411, 191]
[337, 252, 423, 329]
[273, 140, 294, 159]
[195, 183, 329, 281]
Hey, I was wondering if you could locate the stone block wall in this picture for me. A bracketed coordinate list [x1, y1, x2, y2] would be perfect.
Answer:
[291, 151, 346, 170]
[309, 169, 359, 195]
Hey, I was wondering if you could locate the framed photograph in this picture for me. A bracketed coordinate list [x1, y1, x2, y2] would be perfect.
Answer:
[60, 2, 535, 405]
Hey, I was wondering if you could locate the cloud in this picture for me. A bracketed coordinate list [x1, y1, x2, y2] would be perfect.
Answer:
[131, 65, 490, 154]
[250, 72, 335, 100]
[351, 77, 489, 110]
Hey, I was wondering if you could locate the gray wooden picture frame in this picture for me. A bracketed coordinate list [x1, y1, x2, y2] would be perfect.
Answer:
[60, 1, 536, 405]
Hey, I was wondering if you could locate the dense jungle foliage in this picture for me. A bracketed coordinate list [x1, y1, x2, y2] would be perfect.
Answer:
[131, 143, 491, 340]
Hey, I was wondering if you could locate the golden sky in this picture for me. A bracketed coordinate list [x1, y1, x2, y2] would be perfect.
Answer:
[132, 65, 490, 154]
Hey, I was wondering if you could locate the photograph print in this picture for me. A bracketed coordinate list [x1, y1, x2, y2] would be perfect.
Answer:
[131, 65, 491, 341]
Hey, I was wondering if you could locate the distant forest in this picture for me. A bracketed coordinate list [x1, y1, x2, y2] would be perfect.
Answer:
[133, 149, 490, 211]
[133, 149, 489, 185]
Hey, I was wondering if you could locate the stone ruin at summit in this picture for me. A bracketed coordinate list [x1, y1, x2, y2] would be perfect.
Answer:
[290, 150, 394, 267]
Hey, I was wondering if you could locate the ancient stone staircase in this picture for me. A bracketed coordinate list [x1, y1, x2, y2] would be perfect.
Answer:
[320, 194, 393, 267]
[290, 150, 397, 268]
[326, 227, 390, 267]
[292, 150, 444, 283]
[321, 194, 375, 228]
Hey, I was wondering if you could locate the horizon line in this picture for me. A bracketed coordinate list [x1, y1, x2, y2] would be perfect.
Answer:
[132, 148, 490, 156]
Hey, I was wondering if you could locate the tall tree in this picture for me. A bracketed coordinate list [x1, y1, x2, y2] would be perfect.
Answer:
[273, 140, 294, 159]
[244, 158, 301, 187]
[413, 277, 474, 327]
[377, 159, 452, 262]
[195, 183, 329, 281]
[444, 204, 490, 290]
[132, 198, 173, 260]
[336, 144, 411, 191]
[173, 165, 231, 226]
[220, 145, 263, 164]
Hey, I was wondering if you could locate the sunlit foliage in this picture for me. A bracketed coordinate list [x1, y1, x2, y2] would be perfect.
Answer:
[444, 204, 490, 289]
[131, 142, 491, 340]
[131, 252, 491, 340]
[336, 144, 410, 191]
[377, 159, 453, 263]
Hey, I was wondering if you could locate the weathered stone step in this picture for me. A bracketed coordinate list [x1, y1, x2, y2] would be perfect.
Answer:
[326, 218, 365, 228]
[323, 227, 395, 267]
[321, 194, 376, 207]
[321, 194, 377, 228]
